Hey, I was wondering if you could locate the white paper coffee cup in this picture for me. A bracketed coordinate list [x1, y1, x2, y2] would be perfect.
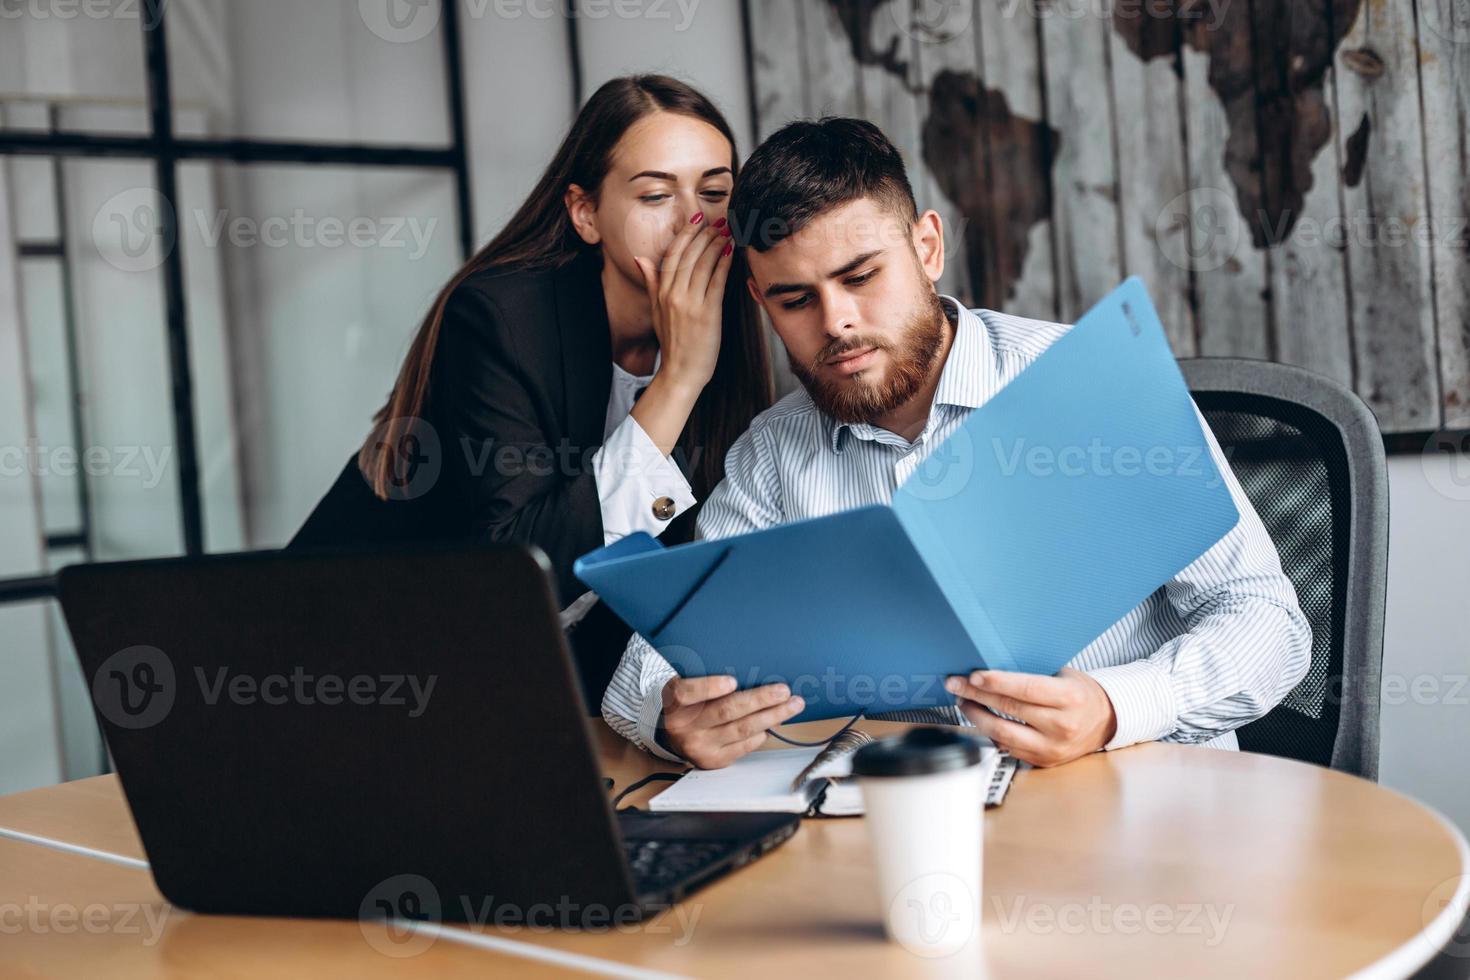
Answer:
[853, 728, 985, 957]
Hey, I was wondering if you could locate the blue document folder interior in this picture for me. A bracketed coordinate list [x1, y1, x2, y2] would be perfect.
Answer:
[574, 278, 1241, 722]
[891, 278, 1241, 676]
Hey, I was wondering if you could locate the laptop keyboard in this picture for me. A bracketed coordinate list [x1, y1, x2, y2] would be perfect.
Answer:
[622, 839, 734, 894]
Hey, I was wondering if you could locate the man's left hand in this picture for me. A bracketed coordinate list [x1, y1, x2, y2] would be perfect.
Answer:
[945, 668, 1118, 768]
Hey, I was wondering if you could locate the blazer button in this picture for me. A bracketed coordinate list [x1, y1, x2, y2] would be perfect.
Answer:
[652, 496, 677, 521]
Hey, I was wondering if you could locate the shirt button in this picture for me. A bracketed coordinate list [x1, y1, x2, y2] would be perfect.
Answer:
[652, 496, 677, 521]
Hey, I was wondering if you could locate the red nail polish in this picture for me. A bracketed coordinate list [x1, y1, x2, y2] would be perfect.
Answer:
[720, 226, 732, 238]
[691, 212, 704, 224]
[722, 241, 733, 256]
[713, 217, 727, 228]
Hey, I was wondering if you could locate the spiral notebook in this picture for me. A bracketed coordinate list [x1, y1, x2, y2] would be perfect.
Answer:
[648, 730, 1018, 817]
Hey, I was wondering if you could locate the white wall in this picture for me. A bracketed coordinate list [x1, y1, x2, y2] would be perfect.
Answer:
[1380, 455, 1470, 834]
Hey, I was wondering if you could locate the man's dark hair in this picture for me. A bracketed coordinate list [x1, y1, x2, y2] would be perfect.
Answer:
[730, 117, 919, 252]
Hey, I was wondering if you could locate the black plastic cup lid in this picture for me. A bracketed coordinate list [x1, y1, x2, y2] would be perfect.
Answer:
[851, 727, 984, 778]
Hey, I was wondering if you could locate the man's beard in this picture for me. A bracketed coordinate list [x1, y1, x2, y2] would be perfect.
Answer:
[789, 288, 949, 425]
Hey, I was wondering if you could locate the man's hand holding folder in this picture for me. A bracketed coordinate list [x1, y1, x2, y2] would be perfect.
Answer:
[945, 668, 1118, 767]
[658, 675, 806, 769]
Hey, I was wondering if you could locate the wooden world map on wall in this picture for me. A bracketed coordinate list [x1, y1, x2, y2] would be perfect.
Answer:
[746, 0, 1469, 435]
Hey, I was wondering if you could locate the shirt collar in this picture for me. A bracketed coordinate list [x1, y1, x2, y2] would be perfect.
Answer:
[826, 295, 996, 453]
[613, 349, 660, 385]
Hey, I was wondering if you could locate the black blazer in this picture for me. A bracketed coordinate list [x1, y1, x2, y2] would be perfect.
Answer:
[290, 249, 696, 709]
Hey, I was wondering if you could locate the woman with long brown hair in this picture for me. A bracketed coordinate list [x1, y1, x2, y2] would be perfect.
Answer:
[292, 75, 773, 708]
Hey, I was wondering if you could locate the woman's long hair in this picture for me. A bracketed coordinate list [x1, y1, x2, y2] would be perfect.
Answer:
[359, 75, 774, 501]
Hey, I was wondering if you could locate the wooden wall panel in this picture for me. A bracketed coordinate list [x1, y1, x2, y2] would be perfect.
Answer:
[1336, 0, 1441, 430]
[799, 0, 861, 119]
[1107, 14, 1196, 357]
[907, 1, 983, 304]
[745, 0, 816, 398]
[749, 0, 808, 141]
[974, 0, 1056, 320]
[743, 0, 1465, 437]
[912, 1, 1058, 314]
[1039, 11, 1122, 322]
[853, 4, 924, 184]
[1416, 0, 1470, 429]
[1255, 0, 1354, 387]
[1178, 38, 1271, 360]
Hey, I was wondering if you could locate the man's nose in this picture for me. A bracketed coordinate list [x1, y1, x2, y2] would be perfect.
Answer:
[821, 291, 860, 337]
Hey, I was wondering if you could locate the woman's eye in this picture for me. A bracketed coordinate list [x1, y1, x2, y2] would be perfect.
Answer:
[700, 190, 730, 201]
[639, 194, 672, 204]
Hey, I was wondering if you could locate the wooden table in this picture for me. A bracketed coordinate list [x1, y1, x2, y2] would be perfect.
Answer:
[1, 720, 1466, 978]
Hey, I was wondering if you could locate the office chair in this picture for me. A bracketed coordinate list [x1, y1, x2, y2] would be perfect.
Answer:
[1179, 358, 1389, 781]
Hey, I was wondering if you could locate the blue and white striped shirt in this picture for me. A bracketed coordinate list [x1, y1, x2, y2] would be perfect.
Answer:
[602, 298, 1312, 761]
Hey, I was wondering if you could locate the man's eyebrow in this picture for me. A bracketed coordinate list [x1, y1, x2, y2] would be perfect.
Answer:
[628, 166, 733, 182]
[762, 249, 885, 299]
[829, 249, 883, 278]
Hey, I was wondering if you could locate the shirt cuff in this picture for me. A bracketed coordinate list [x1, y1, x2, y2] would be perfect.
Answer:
[592, 415, 698, 545]
[1087, 659, 1178, 751]
[637, 672, 685, 763]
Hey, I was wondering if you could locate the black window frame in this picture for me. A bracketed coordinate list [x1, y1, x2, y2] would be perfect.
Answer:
[0, 1, 480, 604]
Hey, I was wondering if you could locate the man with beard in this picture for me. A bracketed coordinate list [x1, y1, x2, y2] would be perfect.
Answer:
[602, 118, 1310, 770]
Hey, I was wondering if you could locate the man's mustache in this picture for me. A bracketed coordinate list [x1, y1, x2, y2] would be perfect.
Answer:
[813, 336, 891, 370]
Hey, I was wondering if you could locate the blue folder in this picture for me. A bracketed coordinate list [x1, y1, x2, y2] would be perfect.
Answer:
[574, 278, 1240, 722]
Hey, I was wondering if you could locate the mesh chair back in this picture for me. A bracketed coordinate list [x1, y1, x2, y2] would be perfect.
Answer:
[1180, 359, 1388, 779]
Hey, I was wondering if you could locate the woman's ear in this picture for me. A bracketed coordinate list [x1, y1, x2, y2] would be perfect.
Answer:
[912, 209, 945, 284]
[564, 184, 601, 246]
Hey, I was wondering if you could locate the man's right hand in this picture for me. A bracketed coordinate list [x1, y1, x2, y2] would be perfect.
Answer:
[658, 676, 805, 769]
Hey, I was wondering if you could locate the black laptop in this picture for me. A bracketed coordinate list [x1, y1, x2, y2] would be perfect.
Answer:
[57, 543, 799, 926]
